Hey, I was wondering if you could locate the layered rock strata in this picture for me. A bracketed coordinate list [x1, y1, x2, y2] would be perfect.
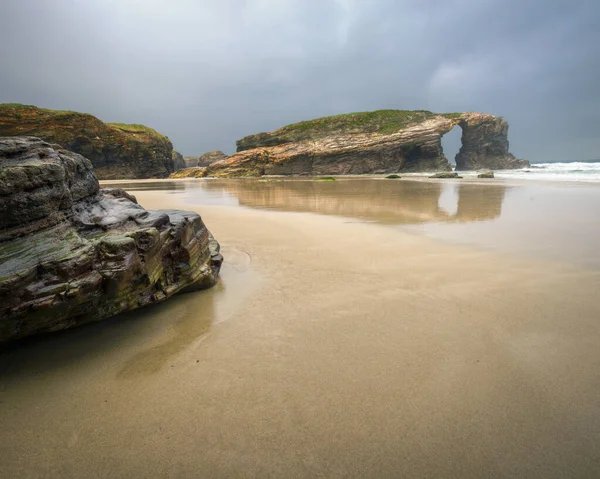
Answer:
[173, 110, 527, 178]
[0, 137, 222, 343]
[0, 104, 176, 179]
[453, 114, 529, 170]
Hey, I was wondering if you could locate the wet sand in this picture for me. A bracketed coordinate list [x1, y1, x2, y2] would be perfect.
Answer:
[1, 180, 600, 477]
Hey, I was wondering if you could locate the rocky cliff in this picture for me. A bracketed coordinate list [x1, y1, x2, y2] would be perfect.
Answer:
[0, 104, 176, 179]
[172, 150, 186, 170]
[453, 114, 529, 170]
[0, 137, 222, 343]
[174, 110, 527, 178]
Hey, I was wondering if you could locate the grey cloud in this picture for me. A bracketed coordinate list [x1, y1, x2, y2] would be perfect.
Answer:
[1, 0, 599, 161]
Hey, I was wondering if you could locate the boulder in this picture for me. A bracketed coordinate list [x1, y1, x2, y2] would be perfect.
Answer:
[477, 171, 495, 178]
[430, 172, 462, 179]
[0, 137, 222, 343]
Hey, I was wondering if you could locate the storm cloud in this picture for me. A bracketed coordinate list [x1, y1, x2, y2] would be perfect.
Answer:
[1, 0, 599, 161]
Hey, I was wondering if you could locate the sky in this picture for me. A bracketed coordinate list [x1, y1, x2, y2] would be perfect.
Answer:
[0, 0, 599, 161]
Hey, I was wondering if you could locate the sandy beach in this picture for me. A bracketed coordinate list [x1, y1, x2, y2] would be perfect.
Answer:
[1, 179, 600, 478]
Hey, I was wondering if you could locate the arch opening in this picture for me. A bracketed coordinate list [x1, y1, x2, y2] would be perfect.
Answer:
[441, 125, 462, 167]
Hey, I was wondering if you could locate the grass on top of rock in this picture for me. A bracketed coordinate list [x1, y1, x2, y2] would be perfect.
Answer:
[441, 112, 463, 119]
[0, 103, 85, 116]
[276, 110, 438, 140]
[385, 174, 401, 179]
[107, 123, 167, 138]
[314, 177, 336, 182]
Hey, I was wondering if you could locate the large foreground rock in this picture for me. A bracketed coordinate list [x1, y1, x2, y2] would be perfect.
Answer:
[0, 104, 176, 179]
[0, 137, 222, 343]
[174, 110, 528, 178]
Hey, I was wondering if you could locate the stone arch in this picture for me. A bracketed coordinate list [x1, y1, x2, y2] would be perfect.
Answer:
[440, 124, 462, 166]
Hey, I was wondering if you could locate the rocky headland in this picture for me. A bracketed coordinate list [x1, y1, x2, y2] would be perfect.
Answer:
[173, 110, 528, 178]
[0, 104, 176, 179]
[0, 137, 222, 343]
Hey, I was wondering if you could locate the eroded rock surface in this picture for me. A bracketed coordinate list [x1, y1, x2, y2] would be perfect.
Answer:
[173, 110, 527, 178]
[0, 137, 222, 343]
[454, 113, 529, 170]
[172, 150, 186, 170]
[0, 104, 176, 179]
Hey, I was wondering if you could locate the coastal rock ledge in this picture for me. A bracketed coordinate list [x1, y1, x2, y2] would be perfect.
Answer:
[0, 137, 222, 343]
[172, 110, 528, 178]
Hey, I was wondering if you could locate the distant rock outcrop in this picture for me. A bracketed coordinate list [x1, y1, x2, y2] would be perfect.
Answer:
[183, 151, 228, 168]
[0, 104, 176, 179]
[173, 110, 527, 178]
[0, 137, 222, 343]
[172, 150, 186, 170]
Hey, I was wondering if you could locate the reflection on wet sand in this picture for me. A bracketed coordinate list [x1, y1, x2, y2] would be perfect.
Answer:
[3, 180, 600, 478]
[116, 289, 215, 379]
[102, 180, 188, 192]
[199, 179, 508, 225]
[0, 254, 259, 381]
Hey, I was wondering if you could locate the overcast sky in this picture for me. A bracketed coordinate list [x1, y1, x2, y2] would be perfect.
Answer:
[1, 0, 599, 161]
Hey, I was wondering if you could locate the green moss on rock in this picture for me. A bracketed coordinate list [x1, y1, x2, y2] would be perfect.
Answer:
[237, 110, 438, 151]
[0, 104, 174, 179]
[314, 177, 336, 182]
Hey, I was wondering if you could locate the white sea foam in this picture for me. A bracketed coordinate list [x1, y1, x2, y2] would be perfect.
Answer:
[484, 162, 600, 183]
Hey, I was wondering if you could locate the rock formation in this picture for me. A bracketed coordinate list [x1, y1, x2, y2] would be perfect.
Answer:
[170, 167, 209, 179]
[182, 151, 228, 168]
[172, 150, 186, 170]
[172, 151, 229, 178]
[0, 104, 176, 179]
[453, 113, 529, 170]
[173, 110, 527, 178]
[0, 137, 222, 343]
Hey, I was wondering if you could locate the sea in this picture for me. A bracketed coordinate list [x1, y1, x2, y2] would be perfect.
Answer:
[490, 160, 600, 183]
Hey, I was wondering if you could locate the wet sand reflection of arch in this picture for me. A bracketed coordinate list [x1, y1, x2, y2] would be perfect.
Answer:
[199, 179, 508, 225]
[454, 184, 507, 222]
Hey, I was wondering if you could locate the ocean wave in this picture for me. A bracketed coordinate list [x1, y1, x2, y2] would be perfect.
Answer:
[490, 161, 600, 183]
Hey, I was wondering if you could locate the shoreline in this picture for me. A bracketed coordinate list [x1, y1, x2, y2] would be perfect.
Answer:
[101, 173, 600, 189]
